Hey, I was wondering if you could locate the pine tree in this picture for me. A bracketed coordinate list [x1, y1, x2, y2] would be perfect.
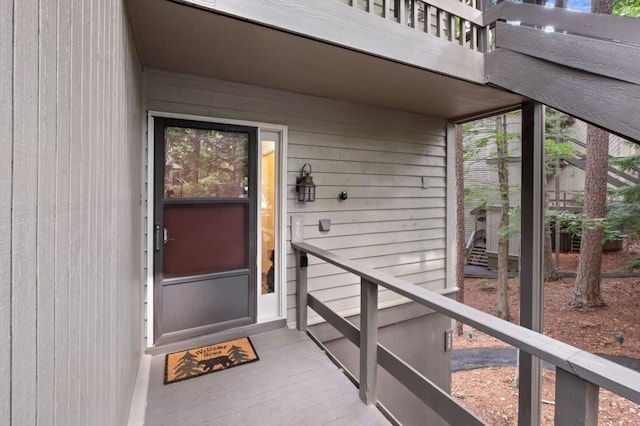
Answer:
[174, 351, 200, 380]
[495, 114, 511, 321]
[227, 345, 250, 364]
[572, 0, 613, 308]
[455, 124, 465, 336]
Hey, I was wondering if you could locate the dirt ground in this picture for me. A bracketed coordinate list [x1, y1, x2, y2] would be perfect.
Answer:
[451, 250, 640, 425]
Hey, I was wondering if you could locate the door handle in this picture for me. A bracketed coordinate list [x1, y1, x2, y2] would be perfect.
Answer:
[164, 227, 174, 244]
[154, 225, 174, 251]
[154, 225, 162, 251]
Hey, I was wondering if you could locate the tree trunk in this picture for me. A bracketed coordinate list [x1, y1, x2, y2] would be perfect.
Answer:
[544, 222, 558, 281]
[572, 125, 608, 308]
[455, 124, 465, 336]
[191, 134, 201, 184]
[544, 193, 559, 281]
[496, 115, 511, 321]
[572, 0, 612, 308]
[592, 0, 613, 14]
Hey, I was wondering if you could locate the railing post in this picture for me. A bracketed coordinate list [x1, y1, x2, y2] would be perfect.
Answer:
[519, 101, 545, 426]
[291, 215, 307, 332]
[295, 249, 308, 332]
[359, 278, 378, 405]
[555, 368, 599, 426]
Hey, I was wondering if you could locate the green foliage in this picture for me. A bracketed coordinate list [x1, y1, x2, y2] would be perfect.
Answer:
[610, 154, 640, 173]
[463, 136, 488, 162]
[547, 210, 622, 242]
[623, 256, 640, 272]
[605, 155, 640, 238]
[614, 0, 640, 16]
[544, 108, 575, 135]
[545, 139, 577, 159]
[569, 190, 585, 206]
[498, 207, 521, 242]
[545, 139, 578, 176]
[607, 198, 640, 238]
[464, 186, 490, 209]
[544, 109, 578, 176]
[164, 126, 248, 198]
[546, 210, 584, 237]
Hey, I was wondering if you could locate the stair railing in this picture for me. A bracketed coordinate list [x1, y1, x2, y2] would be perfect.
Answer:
[293, 240, 640, 425]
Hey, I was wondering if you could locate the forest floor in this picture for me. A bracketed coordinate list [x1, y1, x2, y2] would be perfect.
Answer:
[451, 249, 640, 425]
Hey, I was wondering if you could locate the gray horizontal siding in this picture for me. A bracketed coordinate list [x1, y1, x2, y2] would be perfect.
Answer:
[145, 69, 448, 326]
[1, 1, 144, 425]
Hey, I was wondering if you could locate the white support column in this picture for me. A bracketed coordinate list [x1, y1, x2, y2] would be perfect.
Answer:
[519, 101, 544, 426]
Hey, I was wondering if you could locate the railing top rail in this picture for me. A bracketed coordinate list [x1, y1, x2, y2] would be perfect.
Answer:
[292, 240, 640, 404]
[483, 1, 640, 46]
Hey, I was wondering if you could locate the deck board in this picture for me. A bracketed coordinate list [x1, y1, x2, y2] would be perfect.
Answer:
[145, 328, 389, 425]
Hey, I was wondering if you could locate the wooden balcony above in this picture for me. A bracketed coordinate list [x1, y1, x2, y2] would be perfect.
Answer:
[126, 0, 524, 120]
[485, 2, 640, 142]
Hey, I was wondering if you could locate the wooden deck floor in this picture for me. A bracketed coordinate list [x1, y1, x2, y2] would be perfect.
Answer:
[145, 328, 390, 425]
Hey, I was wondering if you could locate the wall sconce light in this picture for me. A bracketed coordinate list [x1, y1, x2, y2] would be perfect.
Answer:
[296, 163, 316, 202]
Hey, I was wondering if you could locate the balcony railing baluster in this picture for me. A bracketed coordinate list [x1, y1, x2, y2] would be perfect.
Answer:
[398, 0, 407, 25]
[340, 0, 487, 52]
[469, 23, 475, 48]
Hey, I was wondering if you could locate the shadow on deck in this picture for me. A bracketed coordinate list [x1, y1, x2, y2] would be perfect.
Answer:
[145, 328, 389, 425]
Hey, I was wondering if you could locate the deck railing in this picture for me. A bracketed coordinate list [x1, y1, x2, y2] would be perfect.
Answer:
[292, 240, 640, 425]
[340, 0, 489, 52]
[338, 0, 640, 55]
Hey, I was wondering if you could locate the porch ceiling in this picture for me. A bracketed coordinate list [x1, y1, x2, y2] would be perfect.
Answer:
[126, 0, 524, 120]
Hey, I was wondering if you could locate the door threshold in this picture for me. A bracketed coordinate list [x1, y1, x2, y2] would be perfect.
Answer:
[146, 318, 287, 356]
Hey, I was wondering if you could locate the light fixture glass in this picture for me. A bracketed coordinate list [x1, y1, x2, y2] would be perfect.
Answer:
[296, 163, 316, 202]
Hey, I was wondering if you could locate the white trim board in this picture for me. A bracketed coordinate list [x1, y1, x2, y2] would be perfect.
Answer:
[127, 354, 151, 426]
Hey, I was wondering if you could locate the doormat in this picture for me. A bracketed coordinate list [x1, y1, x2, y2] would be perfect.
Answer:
[164, 337, 259, 384]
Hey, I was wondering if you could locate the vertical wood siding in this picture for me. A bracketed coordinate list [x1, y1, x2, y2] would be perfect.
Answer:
[1, 1, 144, 425]
[0, 0, 13, 424]
[145, 70, 448, 326]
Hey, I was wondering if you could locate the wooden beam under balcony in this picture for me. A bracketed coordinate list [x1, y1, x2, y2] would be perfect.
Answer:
[483, 1, 640, 45]
[486, 49, 640, 143]
[495, 22, 640, 86]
